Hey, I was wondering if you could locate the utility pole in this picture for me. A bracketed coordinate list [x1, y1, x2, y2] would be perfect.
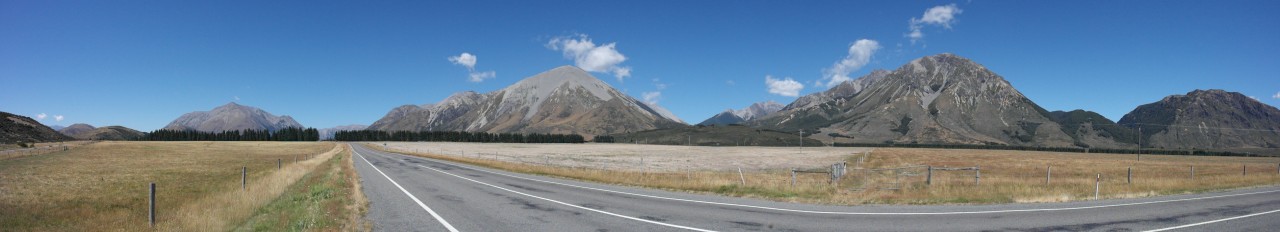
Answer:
[798, 129, 804, 155]
[1137, 127, 1142, 162]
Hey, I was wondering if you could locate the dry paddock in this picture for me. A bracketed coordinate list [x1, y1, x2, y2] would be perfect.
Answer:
[377, 142, 873, 172]
[375, 142, 1280, 204]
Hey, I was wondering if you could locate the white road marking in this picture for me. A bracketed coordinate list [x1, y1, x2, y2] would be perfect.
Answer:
[1144, 208, 1280, 232]
[354, 147, 460, 232]
[411, 162, 716, 232]
[395, 150, 1280, 216]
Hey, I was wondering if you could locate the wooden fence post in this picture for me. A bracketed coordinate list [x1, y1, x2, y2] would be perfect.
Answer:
[149, 182, 155, 227]
[1243, 165, 1247, 176]
[241, 167, 247, 191]
[1190, 165, 1195, 179]
[1127, 166, 1132, 184]
[974, 165, 981, 185]
[278, 159, 281, 170]
[926, 166, 933, 185]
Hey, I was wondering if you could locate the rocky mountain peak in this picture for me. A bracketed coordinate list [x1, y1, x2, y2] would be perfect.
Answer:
[163, 103, 303, 132]
[1119, 89, 1280, 149]
[368, 65, 683, 137]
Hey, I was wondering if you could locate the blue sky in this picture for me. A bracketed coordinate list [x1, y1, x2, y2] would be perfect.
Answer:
[3, 0, 1278, 131]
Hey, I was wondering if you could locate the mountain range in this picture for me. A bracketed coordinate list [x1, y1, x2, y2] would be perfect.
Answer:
[367, 66, 685, 137]
[697, 101, 785, 126]
[6, 54, 1274, 151]
[57, 123, 145, 141]
[734, 54, 1279, 150]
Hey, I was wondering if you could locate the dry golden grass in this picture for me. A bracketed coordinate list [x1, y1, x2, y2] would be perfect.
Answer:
[0, 141, 336, 231]
[0, 141, 96, 161]
[371, 143, 1280, 205]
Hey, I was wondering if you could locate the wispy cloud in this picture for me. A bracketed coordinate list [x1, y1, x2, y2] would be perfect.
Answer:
[642, 91, 662, 105]
[36, 113, 47, 120]
[449, 52, 496, 83]
[766, 75, 804, 97]
[54, 115, 64, 122]
[1272, 91, 1280, 99]
[547, 34, 632, 81]
[908, 4, 963, 43]
[822, 39, 881, 88]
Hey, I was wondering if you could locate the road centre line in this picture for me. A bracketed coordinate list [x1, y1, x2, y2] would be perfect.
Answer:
[383, 148, 1280, 216]
[353, 147, 460, 232]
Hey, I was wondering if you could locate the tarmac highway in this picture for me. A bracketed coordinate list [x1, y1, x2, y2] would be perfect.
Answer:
[350, 143, 1280, 231]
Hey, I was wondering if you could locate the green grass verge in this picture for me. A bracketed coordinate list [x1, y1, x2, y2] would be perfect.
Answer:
[234, 149, 364, 231]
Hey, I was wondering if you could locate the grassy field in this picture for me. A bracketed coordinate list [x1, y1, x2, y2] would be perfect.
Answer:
[371, 143, 1280, 205]
[0, 141, 350, 231]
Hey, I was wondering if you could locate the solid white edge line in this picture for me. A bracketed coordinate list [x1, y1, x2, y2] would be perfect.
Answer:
[1144, 208, 1280, 232]
[409, 163, 716, 232]
[353, 146, 460, 232]
[393, 149, 1280, 216]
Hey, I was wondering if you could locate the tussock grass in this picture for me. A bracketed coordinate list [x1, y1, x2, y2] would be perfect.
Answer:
[0, 141, 335, 231]
[371, 143, 1280, 205]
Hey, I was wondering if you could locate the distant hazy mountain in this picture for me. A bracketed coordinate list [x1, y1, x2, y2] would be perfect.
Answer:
[1047, 110, 1136, 148]
[1, 111, 72, 143]
[58, 123, 96, 137]
[752, 53, 1082, 147]
[1119, 89, 1280, 149]
[697, 101, 784, 126]
[319, 124, 367, 140]
[162, 102, 303, 132]
[48, 125, 66, 131]
[368, 66, 685, 137]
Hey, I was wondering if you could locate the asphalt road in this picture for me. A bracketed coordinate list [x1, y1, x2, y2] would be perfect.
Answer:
[350, 144, 1280, 231]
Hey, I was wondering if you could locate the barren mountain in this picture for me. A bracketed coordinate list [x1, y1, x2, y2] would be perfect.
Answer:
[58, 123, 96, 137]
[752, 53, 1080, 147]
[1, 111, 72, 143]
[1118, 89, 1280, 149]
[697, 101, 784, 126]
[162, 102, 303, 132]
[368, 66, 685, 137]
[65, 125, 144, 140]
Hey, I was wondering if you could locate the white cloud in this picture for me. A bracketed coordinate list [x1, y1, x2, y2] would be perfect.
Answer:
[36, 113, 47, 120]
[726, 80, 736, 86]
[234, 96, 240, 101]
[547, 34, 632, 81]
[448, 53, 478, 70]
[822, 39, 881, 88]
[54, 115, 64, 122]
[908, 4, 963, 43]
[652, 78, 667, 90]
[766, 75, 804, 97]
[642, 91, 662, 105]
[1272, 91, 1280, 99]
[468, 71, 496, 83]
[448, 52, 496, 83]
